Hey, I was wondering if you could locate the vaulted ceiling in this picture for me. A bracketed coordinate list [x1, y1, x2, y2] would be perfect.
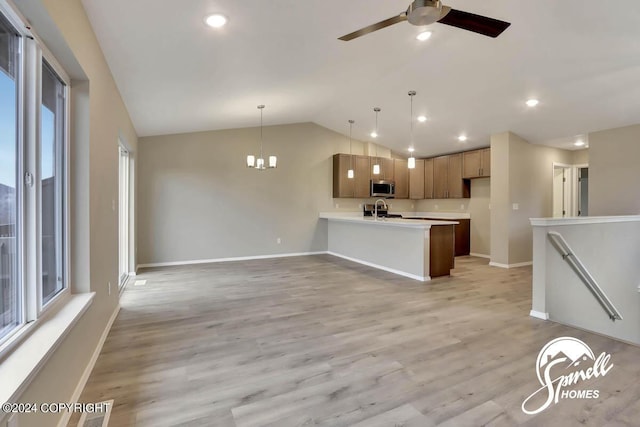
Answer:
[81, 0, 640, 156]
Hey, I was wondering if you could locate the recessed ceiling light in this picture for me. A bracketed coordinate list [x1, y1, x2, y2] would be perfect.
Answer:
[458, 135, 467, 142]
[370, 131, 378, 138]
[526, 99, 539, 107]
[417, 115, 427, 122]
[416, 31, 432, 41]
[205, 14, 228, 28]
[574, 140, 585, 147]
[408, 147, 415, 153]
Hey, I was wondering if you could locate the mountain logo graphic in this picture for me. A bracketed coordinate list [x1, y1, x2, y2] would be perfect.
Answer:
[522, 337, 613, 415]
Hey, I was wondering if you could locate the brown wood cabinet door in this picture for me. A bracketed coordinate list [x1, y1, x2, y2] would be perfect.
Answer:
[409, 159, 425, 200]
[433, 156, 449, 199]
[393, 159, 409, 199]
[481, 148, 491, 177]
[447, 153, 465, 199]
[424, 158, 434, 199]
[354, 155, 371, 198]
[462, 150, 482, 178]
[381, 158, 394, 181]
[332, 154, 354, 198]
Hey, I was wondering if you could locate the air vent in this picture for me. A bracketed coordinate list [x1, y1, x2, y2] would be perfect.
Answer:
[77, 400, 114, 427]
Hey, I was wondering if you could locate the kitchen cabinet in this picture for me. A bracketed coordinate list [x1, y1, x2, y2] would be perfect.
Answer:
[333, 154, 403, 198]
[433, 154, 470, 199]
[332, 154, 355, 198]
[393, 159, 409, 199]
[372, 157, 394, 181]
[424, 158, 434, 199]
[354, 155, 371, 198]
[409, 159, 425, 200]
[462, 148, 491, 178]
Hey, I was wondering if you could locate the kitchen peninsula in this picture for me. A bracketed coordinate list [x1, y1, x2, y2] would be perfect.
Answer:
[319, 213, 458, 281]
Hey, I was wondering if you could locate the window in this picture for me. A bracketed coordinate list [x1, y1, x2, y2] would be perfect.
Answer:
[0, 13, 20, 343]
[40, 61, 65, 304]
[0, 7, 69, 352]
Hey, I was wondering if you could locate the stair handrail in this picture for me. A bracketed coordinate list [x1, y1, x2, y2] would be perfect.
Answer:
[547, 231, 623, 321]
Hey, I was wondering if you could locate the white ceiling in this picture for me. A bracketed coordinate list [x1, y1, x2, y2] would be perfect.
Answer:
[81, 0, 640, 157]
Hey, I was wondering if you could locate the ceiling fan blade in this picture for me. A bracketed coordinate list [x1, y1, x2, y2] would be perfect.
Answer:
[437, 8, 511, 38]
[338, 13, 407, 41]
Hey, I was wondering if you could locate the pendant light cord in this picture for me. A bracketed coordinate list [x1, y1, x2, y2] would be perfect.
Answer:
[410, 94, 414, 146]
[260, 106, 264, 159]
[349, 120, 354, 169]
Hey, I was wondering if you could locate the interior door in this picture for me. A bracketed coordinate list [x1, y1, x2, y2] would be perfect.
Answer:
[578, 167, 589, 216]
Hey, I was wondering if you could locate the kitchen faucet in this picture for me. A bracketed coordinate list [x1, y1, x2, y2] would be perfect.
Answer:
[374, 199, 388, 220]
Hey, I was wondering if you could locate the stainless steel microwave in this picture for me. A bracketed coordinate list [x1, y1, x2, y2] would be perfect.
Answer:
[370, 180, 395, 198]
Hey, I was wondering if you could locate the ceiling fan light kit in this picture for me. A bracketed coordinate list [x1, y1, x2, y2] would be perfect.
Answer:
[338, 0, 511, 41]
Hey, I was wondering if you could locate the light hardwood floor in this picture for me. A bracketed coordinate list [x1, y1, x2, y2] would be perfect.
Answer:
[71, 255, 640, 426]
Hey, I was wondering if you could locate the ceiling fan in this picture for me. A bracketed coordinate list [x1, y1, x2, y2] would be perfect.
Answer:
[338, 0, 511, 41]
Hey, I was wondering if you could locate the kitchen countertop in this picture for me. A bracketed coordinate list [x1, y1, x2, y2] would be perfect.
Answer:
[400, 211, 471, 220]
[319, 213, 458, 229]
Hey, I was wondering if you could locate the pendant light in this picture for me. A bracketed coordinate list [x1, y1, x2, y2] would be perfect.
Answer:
[407, 91, 416, 169]
[246, 105, 277, 170]
[347, 120, 355, 179]
[372, 107, 381, 175]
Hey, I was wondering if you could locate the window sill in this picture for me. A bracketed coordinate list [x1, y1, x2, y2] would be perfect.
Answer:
[0, 293, 94, 410]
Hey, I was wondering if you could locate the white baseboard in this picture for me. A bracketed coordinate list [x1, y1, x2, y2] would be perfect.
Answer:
[137, 251, 327, 270]
[489, 261, 533, 269]
[469, 253, 491, 259]
[530, 310, 549, 320]
[58, 304, 120, 427]
[327, 251, 430, 282]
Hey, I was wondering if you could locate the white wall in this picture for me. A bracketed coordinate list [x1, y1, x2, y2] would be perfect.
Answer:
[137, 123, 415, 266]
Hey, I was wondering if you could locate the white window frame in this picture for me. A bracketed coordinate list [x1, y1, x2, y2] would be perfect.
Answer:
[0, 0, 71, 356]
[118, 142, 130, 287]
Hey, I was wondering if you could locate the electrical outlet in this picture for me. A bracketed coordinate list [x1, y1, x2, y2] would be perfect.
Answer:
[7, 413, 18, 427]
[277, 238, 281, 244]
[358, 204, 362, 209]
[460, 204, 465, 210]
[108, 282, 111, 296]
[411, 204, 414, 208]
[512, 203, 519, 211]
[335, 203, 339, 209]
[435, 204, 439, 210]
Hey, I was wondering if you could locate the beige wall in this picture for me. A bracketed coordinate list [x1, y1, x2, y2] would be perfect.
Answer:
[490, 132, 574, 266]
[588, 124, 640, 215]
[137, 123, 414, 265]
[573, 148, 589, 165]
[13, 1, 138, 426]
[414, 177, 490, 256]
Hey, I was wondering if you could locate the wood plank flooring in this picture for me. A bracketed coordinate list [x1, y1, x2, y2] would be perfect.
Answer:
[70, 255, 640, 426]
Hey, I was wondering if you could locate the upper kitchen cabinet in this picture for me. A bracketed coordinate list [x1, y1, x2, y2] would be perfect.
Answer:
[354, 155, 371, 198]
[424, 158, 434, 199]
[462, 148, 491, 178]
[433, 154, 470, 199]
[409, 159, 425, 200]
[371, 157, 394, 181]
[393, 158, 409, 199]
[333, 154, 355, 198]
